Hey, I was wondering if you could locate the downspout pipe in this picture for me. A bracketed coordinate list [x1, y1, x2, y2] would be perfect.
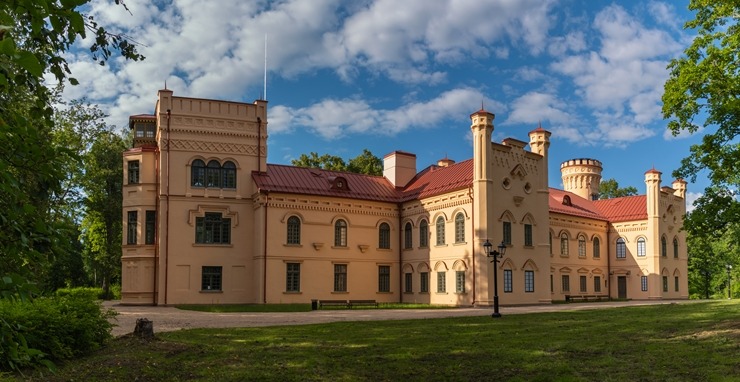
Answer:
[263, 190, 269, 304]
[398, 204, 403, 303]
[153, 147, 160, 306]
[469, 187, 475, 305]
[164, 109, 171, 305]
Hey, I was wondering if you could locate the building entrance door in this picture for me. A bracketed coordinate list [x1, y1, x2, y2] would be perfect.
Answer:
[617, 276, 627, 299]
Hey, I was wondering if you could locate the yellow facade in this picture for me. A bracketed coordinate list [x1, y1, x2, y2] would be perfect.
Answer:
[121, 91, 688, 306]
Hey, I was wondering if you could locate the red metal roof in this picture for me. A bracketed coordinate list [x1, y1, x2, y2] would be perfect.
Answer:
[253, 161, 647, 224]
[592, 195, 647, 222]
[400, 159, 473, 201]
[253, 164, 401, 202]
[548, 188, 608, 221]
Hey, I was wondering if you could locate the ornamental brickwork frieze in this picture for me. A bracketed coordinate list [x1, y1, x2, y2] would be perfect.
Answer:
[164, 139, 265, 156]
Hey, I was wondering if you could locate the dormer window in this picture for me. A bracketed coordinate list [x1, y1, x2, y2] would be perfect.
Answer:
[562, 195, 572, 206]
[330, 176, 349, 190]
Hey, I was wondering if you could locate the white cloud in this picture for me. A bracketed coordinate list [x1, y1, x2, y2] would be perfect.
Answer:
[506, 91, 572, 126]
[270, 88, 501, 139]
[549, 4, 682, 146]
[685, 191, 702, 213]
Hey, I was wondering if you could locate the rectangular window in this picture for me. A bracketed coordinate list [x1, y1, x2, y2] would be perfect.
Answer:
[201, 266, 222, 291]
[145, 210, 156, 245]
[663, 276, 668, 292]
[334, 264, 347, 292]
[404, 273, 412, 293]
[128, 160, 140, 184]
[195, 213, 231, 244]
[525, 270, 534, 293]
[562, 275, 570, 292]
[420, 272, 429, 293]
[504, 269, 513, 293]
[378, 265, 391, 292]
[594, 276, 602, 293]
[437, 271, 446, 293]
[127, 211, 137, 245]
[503, 221, 512, 245]
[524, 224, 533, 246]
[641, 275, 648, 291]
[674, 276, 679, 292]
[286, 263, 300, 292]
[580, 275, 587, 293]
[455, 271, 465, 293]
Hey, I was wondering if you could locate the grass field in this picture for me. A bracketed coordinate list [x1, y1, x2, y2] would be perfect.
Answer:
[17, 300, 740, 381]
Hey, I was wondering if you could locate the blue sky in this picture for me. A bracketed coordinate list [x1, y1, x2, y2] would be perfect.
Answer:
[61, 0, 705, 208]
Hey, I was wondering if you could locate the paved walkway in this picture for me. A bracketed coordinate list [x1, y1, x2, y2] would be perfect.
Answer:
[106, 299, 698, 337]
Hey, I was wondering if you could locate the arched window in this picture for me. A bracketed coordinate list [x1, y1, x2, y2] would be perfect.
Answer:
[191, 159, 205, 187]
[404, 222, 412, 249]
[454, 213, 465, 243]
[593, 237, 600, 258]
[222, 161, 236, 188]
[560, 233, 569, 256]
[419, 220, 429, 248]
[379, 222, 391, 249]
[661, 236, 667, 257]
[436, 216, 445, 246]
[616, 238, 626, 258]
[637, 237, 646, 257]
[673, 238, 679, 258]
[334, 220, 347, 247]
[578, 235, 586, 258]
[206, 160, 221, 188]
[287, 216, 300, 245]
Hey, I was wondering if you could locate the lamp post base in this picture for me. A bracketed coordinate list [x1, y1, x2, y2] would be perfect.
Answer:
[491, 312, 502, 318]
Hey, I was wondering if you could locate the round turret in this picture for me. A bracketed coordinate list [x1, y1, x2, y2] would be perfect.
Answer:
[560, 158, 603, 200]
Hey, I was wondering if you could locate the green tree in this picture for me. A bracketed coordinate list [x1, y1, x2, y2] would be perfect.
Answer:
[662, 0, 740, 187]
[347, 149, 383, 176]
[291, 152, 347, 171]
[598, 178, 638, 199]
[80, 131, 127, 298]
[0, 0, 142, 298]
[661, 0, 740, 299]
[292, 150, 383, 175]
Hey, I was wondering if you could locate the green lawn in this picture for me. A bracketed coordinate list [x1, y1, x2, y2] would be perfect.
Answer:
[20, 300, 740, 381]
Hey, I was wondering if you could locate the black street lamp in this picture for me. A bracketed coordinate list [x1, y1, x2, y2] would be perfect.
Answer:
[728, 264, 733, 299]
[484, 239, 507, 318]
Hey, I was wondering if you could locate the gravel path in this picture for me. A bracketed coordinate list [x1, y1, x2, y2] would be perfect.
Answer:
[106, 299, 698, 337]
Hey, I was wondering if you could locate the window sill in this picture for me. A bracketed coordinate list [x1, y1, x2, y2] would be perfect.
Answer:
[615, 258, 627, 261]
[283, 291, 302, 295]
[331, 291, 349, 294]
[403, 291, 414, 294]
[435, 292, 448, 295]
[377, 248, 393, 252]
[331, 246, 349, 250]
[376, 291, 393, 294]
[434, 244, 448, 248]
[284, 244, 303, 248]
[200, 290, 223, 293]
[453, 242, 467, 246]
[193, 243, 233, 248]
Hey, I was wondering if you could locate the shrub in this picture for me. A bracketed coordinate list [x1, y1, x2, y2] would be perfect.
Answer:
[55, 287, 102, 301]
[0, 292, 116, 372]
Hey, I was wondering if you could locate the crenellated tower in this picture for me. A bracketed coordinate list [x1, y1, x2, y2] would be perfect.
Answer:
[560, 158, 603, 200]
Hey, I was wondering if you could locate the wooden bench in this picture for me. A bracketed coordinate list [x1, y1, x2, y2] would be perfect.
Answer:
[319, 299, 349, 308]
[565, 295, 608, 302]
[349, 299, 378, 308]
